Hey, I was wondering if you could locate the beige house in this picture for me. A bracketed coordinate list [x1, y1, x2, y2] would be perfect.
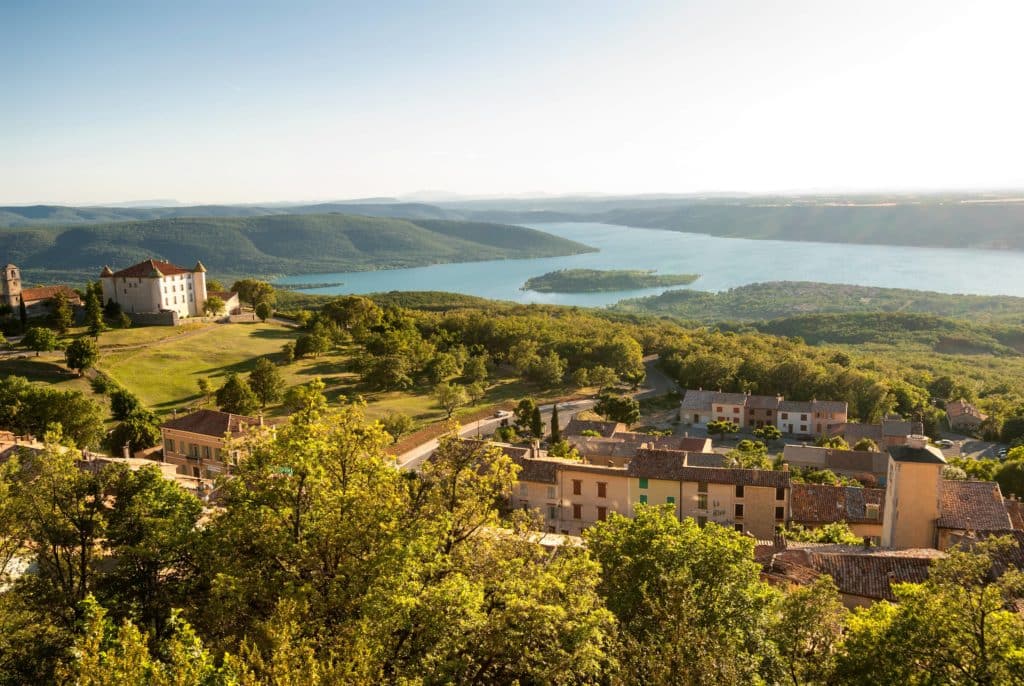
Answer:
[833, 416, 925, 448]
[782, 444, 889, 486]
[160, 409, 261, 479]
[101, 258, 208, 320]
[881, 436, 946, 549]
[945, 399, 987, 432]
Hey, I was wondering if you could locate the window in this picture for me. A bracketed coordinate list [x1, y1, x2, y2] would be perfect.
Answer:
[639, 495, 648, 504]
[734, 523, 744, 533]
[547, 505, 558, 520]
[735, 504, 744, 518]
[735, 484, 744, 498]
[733, 407, 740, 414]
[716, 406, 723, 412]
[572, 504, 582, 520]
[203, 446, 211, 459]
[546, 485, 557, 499]
[519, 483, 528, 496]
[697, 516, 707, 527]
[801, 414, 807, 421]
[776, 487, 785, 500]
[775, 506, 785, 520]
[800, 425, 807, 432]
[698, 481, 708, 493]
[597, 506, 607, 521]
[666, 496, 675, 505]
[638, 477, 648, 489]
[597, 482, 607, 498]
[766, 410, 772, 416]
[165, 438, 175, 452]
[781, 412, 789, 420]
[572, 479, 582, 496]
[865, 503, 880, 520]
[561, 529, 569, 535]
[697, 493, 708, 510]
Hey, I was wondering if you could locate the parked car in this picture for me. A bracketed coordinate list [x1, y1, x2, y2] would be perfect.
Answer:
[998, 448, 1008, 459]
[936, 439, 954, 448]
[494, 410, 512, 418]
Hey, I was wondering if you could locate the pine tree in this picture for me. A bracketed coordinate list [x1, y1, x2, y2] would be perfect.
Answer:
[85, 291, 104, 337]
[18, 295, 27, 329]
[550, 404, 561, 442]
[530, 406, 543, 439]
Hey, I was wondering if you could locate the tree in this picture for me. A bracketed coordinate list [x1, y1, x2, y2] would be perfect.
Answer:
[773, 576, 847, 686]
[117, 312, 132, 329]
[249, 357, 284, 408]
[529, 350, 566, 388]
[85, 291, 104, 337]
[514, 398, 538, 434]
[571, 367, 590, 388]
[588, 365, 619, 389]
[380, 412, 414, 443]
[104, 410, 162, 454]
[103, 298, 121, 320]
[548, 439, 580, 460]
[216, 373, 259, 415]
[203, 295, 225, 317]
[51, 291, 73, 334]
[594, 392, 640, 425]
[110, 388, 143, 421]
[320, 295, 382, 340]
[753, 424, 782, 442]
[295, 332, 330, 359]
[707, 419, 739, 441]
[550, 403, 561, 443]
[254, 300, 273, 322]
[815, 434, 850, 450]
[852, 437, 879, 452]
[464, 354, 489, 384]
[281, 341, 296, 363]
[586, 507, 777, 685]
[65, 337, 98, 375]
[206, 278, 223, 291]
[434, 382, 469, 419]
[23, 326, 58, 356]
[196, 377, 213, 406]
[230, 279, 276, 308]
[530, 405, 543, 439]
[18, 295, 27, 328]
[995, 457, 1024, 499]
[726, 439, 771, 469]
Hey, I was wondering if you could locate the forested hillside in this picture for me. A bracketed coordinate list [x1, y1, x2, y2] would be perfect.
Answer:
[0, 213, 593, 282]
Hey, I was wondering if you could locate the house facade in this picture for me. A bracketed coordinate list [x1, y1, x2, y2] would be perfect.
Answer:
[159, 409, 261, 479]
[100, 258, 208, 319]
[945, 399, 987, 432]
[680, 389, 848, 436]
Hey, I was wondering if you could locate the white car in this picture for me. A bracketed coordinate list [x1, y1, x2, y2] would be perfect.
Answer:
[494, 410, 512, 418]
[936, 439, 954, 448]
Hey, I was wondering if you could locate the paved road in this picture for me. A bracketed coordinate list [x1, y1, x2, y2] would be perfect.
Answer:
[395, 398, 596, 471]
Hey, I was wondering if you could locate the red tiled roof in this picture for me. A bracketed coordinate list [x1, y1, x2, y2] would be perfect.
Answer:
[160, 409, 259, 438]
[108, 259, 193, 279]
[20, 285, 82, 304]
[938, 480, 1012, 531]
[563, 418, 625, 438]
[770, 546, 938, 601]
[1006, 499, 1024, 530]
[790, 483, 886, 524]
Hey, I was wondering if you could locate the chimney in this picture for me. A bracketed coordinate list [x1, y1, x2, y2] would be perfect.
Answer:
[530, 439, 540, 459]
[906, 434, 928, 449]
[122, 443, 130, 460]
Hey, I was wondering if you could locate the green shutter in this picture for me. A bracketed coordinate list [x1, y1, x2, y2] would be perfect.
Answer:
[639, 478, 649, 489]
[667, 496, 675, 504]
[639, 495, 648, 504]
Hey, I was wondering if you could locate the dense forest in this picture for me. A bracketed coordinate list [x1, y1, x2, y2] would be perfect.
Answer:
[0, 214, 592, 283]
[614, 281, 1024, 323]
[523, 269, 699, 293]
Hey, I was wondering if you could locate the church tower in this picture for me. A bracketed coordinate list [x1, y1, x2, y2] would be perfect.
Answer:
[1, 264, 22, 309]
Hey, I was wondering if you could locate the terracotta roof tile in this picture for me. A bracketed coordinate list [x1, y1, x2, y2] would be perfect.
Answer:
[108, 259, 193, 279]
[628, 463, 791, 488]
[563, 418, 624, 438]
[938, 480, 1012, 531]
[790, 483, 885, 524]
[20, 285, 82, 304]
[160, 409, 259, 438]
[512, 455, 558, 484]
[1005, 499, 1024, 530]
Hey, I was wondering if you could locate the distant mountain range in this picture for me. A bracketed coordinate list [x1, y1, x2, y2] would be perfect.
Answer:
[0, 213, 593, 284]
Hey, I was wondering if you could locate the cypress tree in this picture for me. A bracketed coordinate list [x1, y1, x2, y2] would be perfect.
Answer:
[550, 404, 561, 443]
[18, 295, 27, 329]
[530, 405, 543, 439]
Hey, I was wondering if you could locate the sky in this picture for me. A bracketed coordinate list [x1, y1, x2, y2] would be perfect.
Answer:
[3, 0, 1024, 205]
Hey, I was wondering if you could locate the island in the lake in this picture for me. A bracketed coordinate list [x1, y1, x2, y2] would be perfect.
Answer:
[522, 268, 700, 293]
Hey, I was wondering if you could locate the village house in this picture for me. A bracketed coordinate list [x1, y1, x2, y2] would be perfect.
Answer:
[159, 409, 265, 479]
[789, 483, 886, 543]
[832, 415, 925, 448]
[782, 444, 889, 486]
[945, 398, 987, 432]
[680, 389, 848, 436]
[1, 263, 82, 317]
[100, 258, 210, 324]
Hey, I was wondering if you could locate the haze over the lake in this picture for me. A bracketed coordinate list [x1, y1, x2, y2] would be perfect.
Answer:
[4, 0, 1024, 205]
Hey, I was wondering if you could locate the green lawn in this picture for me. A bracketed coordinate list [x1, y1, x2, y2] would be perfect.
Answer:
[97, 322, 213, 348]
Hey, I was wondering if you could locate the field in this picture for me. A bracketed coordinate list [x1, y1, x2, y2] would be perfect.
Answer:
[94, 321, 576, 425]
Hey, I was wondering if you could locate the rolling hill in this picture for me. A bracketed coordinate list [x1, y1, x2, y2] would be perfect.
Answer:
[0, 214, 594, 283]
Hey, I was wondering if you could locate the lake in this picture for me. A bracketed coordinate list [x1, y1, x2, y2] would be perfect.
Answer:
[274, 222, 1024, 305]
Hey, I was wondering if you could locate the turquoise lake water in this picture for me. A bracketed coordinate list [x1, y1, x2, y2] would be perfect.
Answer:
[274, 222, 1024, 306]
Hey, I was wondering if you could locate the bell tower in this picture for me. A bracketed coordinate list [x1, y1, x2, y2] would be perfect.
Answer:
[1, 264, 22, 309]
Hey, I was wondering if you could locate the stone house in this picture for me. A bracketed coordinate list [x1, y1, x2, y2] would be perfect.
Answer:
[100, 258, 208, 322]
[945, 399, 987, 432]
[159, 409, 263, 479]
[1, 264, 82, 317]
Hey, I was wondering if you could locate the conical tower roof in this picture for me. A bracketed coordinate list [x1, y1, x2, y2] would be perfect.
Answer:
[192, 260, 207, 273]
[100, 265, 114, 277]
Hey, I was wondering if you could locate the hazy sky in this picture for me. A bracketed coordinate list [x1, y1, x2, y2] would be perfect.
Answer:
[3, 0, 1023, 204]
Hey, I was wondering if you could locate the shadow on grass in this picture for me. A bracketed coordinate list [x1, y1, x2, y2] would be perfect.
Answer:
[247, 326, 301, 342]
[0, 357, 77, 384]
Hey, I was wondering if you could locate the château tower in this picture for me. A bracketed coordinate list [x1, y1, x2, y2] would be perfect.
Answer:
[1, 264, 22, 309]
